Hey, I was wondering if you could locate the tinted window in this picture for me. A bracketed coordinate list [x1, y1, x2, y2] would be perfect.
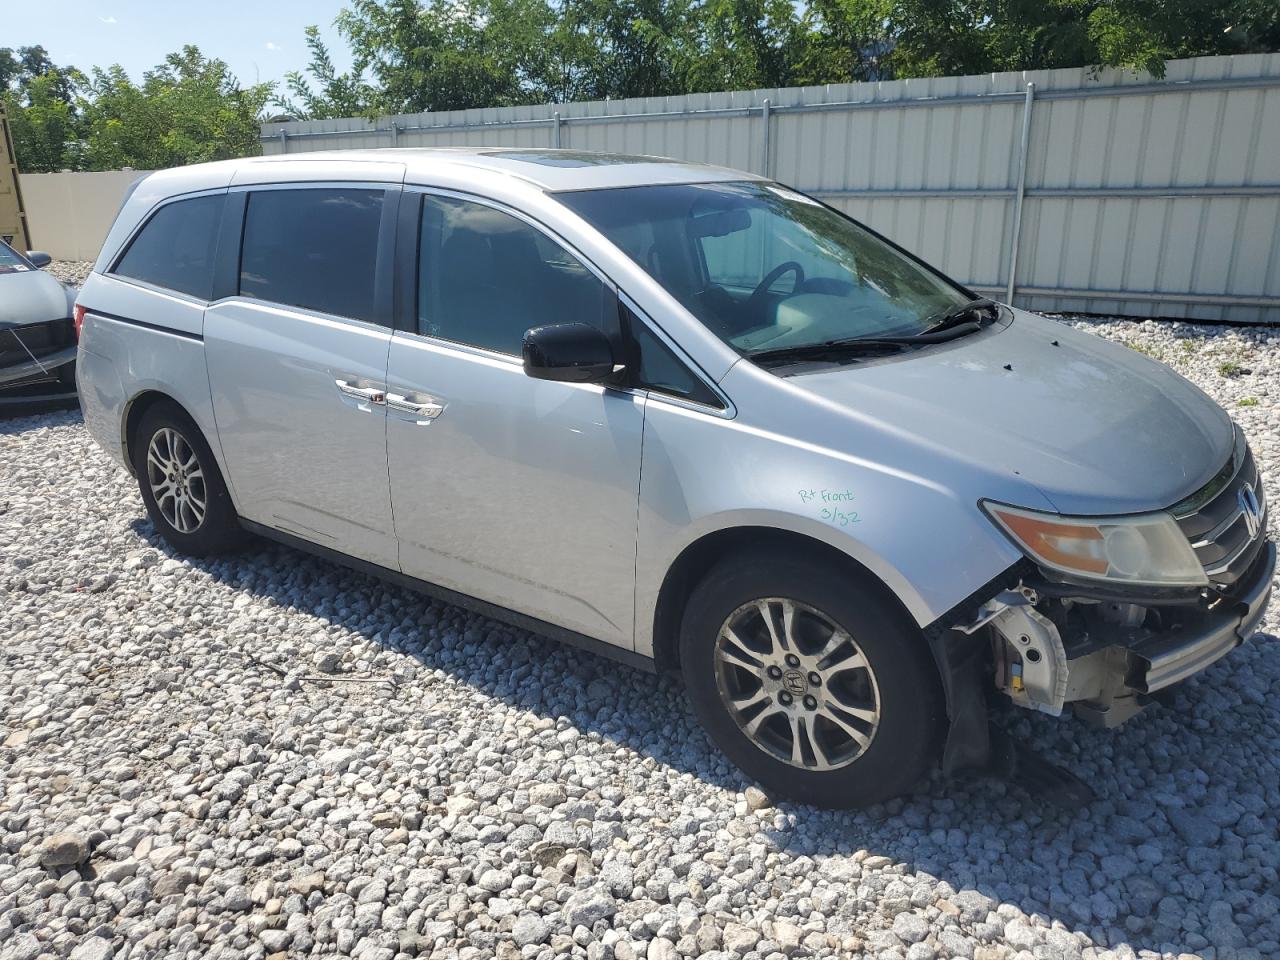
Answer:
[114, 194, 222, 299]
[240, 188, 383, 322]
[629, 314, 720, 407]
[419, 195, 607, 355]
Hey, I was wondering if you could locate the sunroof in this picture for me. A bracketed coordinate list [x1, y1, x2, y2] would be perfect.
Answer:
[483, 150, 660, 168]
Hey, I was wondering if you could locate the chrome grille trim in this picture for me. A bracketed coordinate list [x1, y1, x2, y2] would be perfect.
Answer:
[1172, 438, 1267, 588]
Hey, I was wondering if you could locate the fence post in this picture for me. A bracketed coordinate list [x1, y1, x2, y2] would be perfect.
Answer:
[391, 121, 399, 146]
[278, 128, 288, 154]
[1005, 82, 1035, 304]
[760, 99, 772, 177]
[553, 112, 562, 148]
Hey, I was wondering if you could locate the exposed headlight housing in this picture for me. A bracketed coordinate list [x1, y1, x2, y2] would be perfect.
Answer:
[982, 501, 1208, 588]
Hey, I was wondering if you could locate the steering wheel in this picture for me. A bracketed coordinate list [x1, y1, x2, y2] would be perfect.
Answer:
[745, 261, 805, 316]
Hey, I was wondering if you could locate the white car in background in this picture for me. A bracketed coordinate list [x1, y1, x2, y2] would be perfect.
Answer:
[0, 240, 78, 407]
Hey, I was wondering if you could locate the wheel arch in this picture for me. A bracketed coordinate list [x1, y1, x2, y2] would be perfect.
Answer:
[650, 525, 926, 675]
[121, 389, 184, 477]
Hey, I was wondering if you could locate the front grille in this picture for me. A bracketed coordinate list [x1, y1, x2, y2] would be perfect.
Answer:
[0, 318, 75, 369]
[1172, 442, 1268, 589]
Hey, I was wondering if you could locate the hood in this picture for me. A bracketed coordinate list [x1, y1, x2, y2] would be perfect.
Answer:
[789, 312, 1233, 515]
[0, 269, 76, 329]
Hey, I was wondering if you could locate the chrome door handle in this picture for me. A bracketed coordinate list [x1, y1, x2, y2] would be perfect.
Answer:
[386, 393, 444, 420]
[335, 379, 386, 404]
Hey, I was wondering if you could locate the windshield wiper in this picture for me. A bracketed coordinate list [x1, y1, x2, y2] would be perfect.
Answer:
[747, 321, 985, 365]
[921, 297, 998, 335]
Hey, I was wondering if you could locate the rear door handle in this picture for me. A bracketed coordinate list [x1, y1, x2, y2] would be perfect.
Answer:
[335, 379, 386, 405]
[386, 392, 444, 420]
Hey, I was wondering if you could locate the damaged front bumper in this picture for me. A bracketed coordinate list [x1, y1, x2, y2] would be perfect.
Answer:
[0, 321, 78, 405]
[958, 540, 1275, 728]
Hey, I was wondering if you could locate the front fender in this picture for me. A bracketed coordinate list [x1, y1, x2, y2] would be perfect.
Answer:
[633, 395, 1038, 658]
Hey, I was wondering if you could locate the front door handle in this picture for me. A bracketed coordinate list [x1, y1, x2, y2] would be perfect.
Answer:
[335, 379, 386, 404]
[386, 392, 444, 420]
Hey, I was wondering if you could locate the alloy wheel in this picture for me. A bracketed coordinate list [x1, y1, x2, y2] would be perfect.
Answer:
[145, 427, 207, 534]
[713, 597, 881, 771]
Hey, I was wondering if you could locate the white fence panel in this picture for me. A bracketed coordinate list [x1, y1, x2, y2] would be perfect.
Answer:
[19, 170, 152, 261]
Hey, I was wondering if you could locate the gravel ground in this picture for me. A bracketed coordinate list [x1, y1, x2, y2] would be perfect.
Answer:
[2, 273, 1278, 960]
[44, 261, 94, 288]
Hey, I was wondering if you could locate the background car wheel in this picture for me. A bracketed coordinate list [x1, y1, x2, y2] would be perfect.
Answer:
[131, 401, 244, 556]
[680, 550, 943, 808]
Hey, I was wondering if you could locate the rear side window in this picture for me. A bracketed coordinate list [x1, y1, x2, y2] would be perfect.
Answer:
[239, 188, 383, 322]
[113, 194, 222, 299]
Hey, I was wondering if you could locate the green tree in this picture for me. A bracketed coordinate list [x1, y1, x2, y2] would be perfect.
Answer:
[1, 45, 87, 172]
[279, 25, 376, 120]
[887, 0, 1280, 78]
[80, 46, 273, 169]
[3, 72, 84, 172]
[337, 0, 537, 113]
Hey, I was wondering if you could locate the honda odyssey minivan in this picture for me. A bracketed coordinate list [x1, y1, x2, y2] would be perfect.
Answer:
[77, 149, 1274, 807]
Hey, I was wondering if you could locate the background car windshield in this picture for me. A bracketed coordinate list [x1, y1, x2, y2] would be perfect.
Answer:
[559, 182, 971, 354]
[0, 241, 30, 273]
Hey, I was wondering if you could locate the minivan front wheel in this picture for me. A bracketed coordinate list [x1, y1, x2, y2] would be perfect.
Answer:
[680, 552, 942, 808]
[132, 401, 244, 555]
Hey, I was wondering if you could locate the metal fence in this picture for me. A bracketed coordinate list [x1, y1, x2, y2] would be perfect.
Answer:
[261, 53, 1279, 323]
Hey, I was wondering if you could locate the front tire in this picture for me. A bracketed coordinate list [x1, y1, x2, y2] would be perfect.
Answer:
[131, 401, 244, 555]
[680, 551, 942, 808]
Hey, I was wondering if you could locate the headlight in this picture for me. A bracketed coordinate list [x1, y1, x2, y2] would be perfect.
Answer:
[982, 501, 1207, 587]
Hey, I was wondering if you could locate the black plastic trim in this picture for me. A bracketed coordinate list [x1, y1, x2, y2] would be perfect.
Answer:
[371, 187, 400, 330]
[392, 190, 422, 334]
[87, 310, 203, 342]
[239, 518, 658, 674]
[211, 191, 246, 302]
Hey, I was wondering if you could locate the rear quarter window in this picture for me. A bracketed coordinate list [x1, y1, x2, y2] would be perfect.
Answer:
[112, 194, 223, 299]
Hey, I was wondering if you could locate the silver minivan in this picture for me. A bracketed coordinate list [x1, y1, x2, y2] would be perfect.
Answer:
[77, 149, 1274, 807]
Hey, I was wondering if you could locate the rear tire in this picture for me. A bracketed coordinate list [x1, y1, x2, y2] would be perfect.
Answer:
[680, 550, 942, 808]
[131, 401, 244, 556]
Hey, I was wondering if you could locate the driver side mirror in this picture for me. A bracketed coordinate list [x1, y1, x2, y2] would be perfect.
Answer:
[523, 323, 618, 384]
[26, 251, 52, 269]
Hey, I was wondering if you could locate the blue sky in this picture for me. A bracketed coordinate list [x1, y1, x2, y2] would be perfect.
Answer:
[6, 0, 356, 89]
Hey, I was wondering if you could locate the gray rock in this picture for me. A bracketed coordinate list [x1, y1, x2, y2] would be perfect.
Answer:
[744, 787, 771, 812]
[259, 929, 293, 952]
[722, 922, 760, 953]
[68, 937, 114, 960]
[39, 831, 88, 867]
[564, 891, 617, 928]
[893, 912, 930, 944]
[5, 933, 41, 960]
[96, 859, 138, 883]
[223, 885, 252, 911]
[511, 913, 551, 946]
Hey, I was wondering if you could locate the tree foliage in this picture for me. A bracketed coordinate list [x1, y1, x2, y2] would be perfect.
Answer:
[278, 25, 377, 120]
[3, 45, 270, 172]
[80, 47, 273, 170]
[319, 0, 1279, 117]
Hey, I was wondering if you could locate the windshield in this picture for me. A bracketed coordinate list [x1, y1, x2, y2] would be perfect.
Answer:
[0, 241, 32, 275]
[558, 181, 973, 356]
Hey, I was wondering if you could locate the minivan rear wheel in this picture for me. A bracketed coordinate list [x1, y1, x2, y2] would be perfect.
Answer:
[132, 401, 244, 555]
[680, 551, 942, 808]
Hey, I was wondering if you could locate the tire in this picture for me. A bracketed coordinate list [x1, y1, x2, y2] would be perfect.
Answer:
[131, 401, 245, 555]
[680, 550, 942, 808]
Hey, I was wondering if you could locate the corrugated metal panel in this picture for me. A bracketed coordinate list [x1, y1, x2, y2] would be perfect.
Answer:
[261, 53, 1280, 323]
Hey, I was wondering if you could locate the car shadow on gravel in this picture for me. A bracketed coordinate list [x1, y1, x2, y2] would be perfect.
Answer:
[120, 508, 1280, 960]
